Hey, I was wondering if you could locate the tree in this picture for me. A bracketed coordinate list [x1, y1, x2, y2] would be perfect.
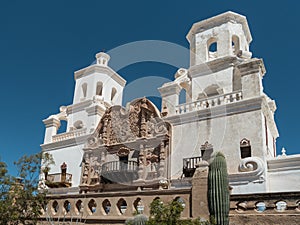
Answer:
[147, 199, 211, 225]
[125, 214, 148, 225]
[207, 152, 230, 225]
[0, 152, 54, 225]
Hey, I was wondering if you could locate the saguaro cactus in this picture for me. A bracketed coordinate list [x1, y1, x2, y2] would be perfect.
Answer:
[208, 152, 230, 225]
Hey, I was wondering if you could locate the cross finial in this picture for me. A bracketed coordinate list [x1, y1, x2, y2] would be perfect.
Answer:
[281, 147, 286, 156]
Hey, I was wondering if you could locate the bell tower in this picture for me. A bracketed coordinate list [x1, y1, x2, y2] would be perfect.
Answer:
[69, 51, 126, 133]
[41, 52, 126, 187]
[185, 11, 254, 102]
[187, 11, 252, 66]
[160, 11, 279, 194]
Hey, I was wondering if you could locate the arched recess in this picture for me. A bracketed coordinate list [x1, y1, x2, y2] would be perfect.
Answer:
[102, 199, 111, 215]
[133, 198, 144, 214]
[117, 198, 127, 215]
[111, 87, 117, 101]
[57, 120, 67, 134]
[82, 83, 87, 98]
[179, 88, 186, 104]
[96, 81, 103, 96]
[63, 200, 71, 214]
[204, 84, 221, 97]
[75, 200, 83, 215]
[232, 35, 240, 55]
[207, 37, 218, 60]
[88, 199, 97, 215]
[240, 138, 251, 159]
[52, 201, 59, 215]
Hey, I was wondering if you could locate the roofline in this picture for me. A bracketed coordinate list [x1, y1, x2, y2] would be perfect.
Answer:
[186, 11, 252, 44]
[74, 64, 126, 87]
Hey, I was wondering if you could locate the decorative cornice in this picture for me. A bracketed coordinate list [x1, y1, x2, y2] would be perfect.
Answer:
[268, 154, 300, 172]
[236, 58, 266, 77]
[40, 134, 90, 151]
[186, 11, 252, 43]
[74, 64, 126, 87]
[158, 82, 182, 97]
[165, 97, 263, 126]
[66, 99, 93, 114]
[42, 117, 60, 128]
[85, 105, 106, 116]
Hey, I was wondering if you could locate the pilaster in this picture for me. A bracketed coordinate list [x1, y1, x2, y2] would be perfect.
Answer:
[158, 83, 181, 116]
[43, 117, 61, 144]
[237, 58, 266, 99]
[191, 160, 210, 220]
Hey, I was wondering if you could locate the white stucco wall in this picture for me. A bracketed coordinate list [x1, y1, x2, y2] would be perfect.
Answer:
[169, 109, 267, 178]
[267, 155, 300, 192]
[45, 144, 84, 187]
[73, 71, 124, 106]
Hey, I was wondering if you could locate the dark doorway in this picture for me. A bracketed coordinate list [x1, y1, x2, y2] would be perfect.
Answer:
[119, 155, 128, 171]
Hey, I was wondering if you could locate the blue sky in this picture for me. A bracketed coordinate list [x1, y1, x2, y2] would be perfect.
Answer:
[1, 0, 300, 174]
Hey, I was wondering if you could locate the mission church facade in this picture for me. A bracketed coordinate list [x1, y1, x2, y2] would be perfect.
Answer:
[40, 12, 300, 224]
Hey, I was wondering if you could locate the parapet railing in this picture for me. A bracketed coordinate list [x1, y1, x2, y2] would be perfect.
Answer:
[46, 173, 72, 183]
[52, 128, 87, 143]
[175, 91, 243, 115]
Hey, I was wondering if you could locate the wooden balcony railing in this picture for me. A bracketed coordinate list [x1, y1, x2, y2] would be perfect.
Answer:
[182, 156, 202, 178]
[45, 173, 72, 188]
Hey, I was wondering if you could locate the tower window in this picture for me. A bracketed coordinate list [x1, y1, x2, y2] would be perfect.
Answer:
[232, 35, 240, 55]
[209, 42, 217, 52]
[240, 138, 251, 159]
[111, 87, 117, 101]
[96, 82, 103, 96]
[207, 37, 218, 60]
[82, 83, 87, 98]
[204, 84, 221, 97]
[179, 88, 186, 104]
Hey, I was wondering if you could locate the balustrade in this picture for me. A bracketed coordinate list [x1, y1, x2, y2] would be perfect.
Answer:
[175, 91, 243, 115]
[52, 128, 87, 142]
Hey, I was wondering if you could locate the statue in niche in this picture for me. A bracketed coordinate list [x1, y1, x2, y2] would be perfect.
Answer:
[81, 155, 90, 185]
[129, 103, 141, 137]
[81, 152, 102, 185]
[89, 154, 101, 184]
[147, 114, 156, 137]
[143, 148, 159, 180]
[145, 149, 159, 172]
[81, 165, 89, 185]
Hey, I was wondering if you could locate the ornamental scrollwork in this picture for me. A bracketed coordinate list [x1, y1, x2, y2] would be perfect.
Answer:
[93, 98, 169, 146]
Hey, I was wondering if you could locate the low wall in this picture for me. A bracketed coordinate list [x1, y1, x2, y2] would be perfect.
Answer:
[229, 192, 300, 225]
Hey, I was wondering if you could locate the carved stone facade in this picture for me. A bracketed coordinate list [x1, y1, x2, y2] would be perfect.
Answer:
[78, 97, 170, 193]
